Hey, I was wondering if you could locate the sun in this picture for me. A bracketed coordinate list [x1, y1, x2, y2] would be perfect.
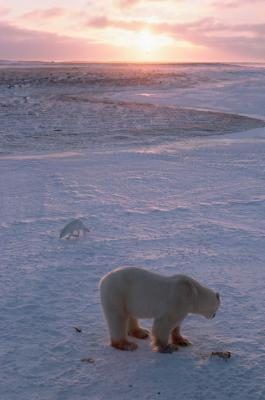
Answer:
[115, 29, 174, 61]
[137, 30, 157, 54]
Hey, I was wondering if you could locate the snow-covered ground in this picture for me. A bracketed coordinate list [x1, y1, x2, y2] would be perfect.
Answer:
[1, 63, 265, 400]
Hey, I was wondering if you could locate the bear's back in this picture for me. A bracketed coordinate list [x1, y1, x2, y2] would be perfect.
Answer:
[100, 267, 176, 319]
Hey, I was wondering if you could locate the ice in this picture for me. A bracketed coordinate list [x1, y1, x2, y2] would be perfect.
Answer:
[1, 63, 265, 400]
[1, 63, 265, 155]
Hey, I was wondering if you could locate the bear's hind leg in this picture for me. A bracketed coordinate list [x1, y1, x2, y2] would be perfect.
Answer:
[108, 314, 138, 351]
[171, 326, 191, 347]
[128, 317, 149, 339]
[152, 315, 178, 353]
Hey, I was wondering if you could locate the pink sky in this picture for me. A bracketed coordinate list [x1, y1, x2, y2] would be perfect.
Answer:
[0, 0, 264, 62]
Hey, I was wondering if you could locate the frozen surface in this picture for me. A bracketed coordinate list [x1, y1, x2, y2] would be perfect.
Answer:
[1, 63, 265, 155]
[1, 63, 265, 400]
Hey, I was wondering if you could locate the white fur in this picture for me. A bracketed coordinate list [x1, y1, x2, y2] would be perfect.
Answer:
[99, 267, 220, 351]
[59, 219, 89, 239]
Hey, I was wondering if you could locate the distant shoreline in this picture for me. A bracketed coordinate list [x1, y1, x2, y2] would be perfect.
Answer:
[0, 60, 264, 68]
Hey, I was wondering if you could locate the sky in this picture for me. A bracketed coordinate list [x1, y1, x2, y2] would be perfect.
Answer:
[0, 0, 264, 62]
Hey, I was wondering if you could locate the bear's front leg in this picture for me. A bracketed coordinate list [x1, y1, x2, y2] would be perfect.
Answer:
[171, 326, 192, 347]
[111, 339, 138, 351]
[128, 317, 149, 339]
[151, 315, 178, 353]
[109, 315, 138, 351]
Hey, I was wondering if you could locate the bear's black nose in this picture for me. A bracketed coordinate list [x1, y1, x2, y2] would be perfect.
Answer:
[212, 313, 216, 319]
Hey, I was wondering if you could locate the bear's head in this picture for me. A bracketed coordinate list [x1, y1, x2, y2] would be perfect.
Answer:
[176, 276, 220, 319]
[192, 282, 220, 319]
[179, 277, 220, 319]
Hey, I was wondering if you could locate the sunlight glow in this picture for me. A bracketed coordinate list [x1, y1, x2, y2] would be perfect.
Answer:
[129, 30, 174, 61]
[137, 30, 157, 53]
[1, 0, 264, 62]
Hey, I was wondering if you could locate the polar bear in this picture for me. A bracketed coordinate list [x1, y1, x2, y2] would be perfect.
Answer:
[99, 267, 220, 353]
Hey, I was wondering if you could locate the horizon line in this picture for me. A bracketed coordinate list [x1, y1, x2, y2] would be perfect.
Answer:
[0, 59, 264, 65]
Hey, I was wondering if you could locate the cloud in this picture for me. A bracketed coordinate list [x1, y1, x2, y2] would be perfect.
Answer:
[212, 0, 265, 8]
[22, 7, 66, 21]
[115, 0, 139, 7]
[0, 8, 264, 62]
[0, 6, 10, 17]
[0, 21, 122, 61]
[211, 1, 239, 8]
[86, 15, 265, 60]
[86, 15, 225, 35]
[166, 19, 265, 60]
[88, 16, 146, 31]
[114, 0, 168, 8]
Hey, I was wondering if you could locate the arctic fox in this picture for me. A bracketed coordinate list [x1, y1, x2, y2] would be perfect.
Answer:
[59, 219, 89, 239]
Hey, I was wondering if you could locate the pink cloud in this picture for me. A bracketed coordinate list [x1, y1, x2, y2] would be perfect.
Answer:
[0, 21, 123, 61]
[115, 0, 168, 8]
[211, 1, 240, 8]
[116, 0, 139, 7]
[86, 15, 226, 35]
[22, 7, 66, 21]
[212, 0, 264, 8]
[0, 13, 264, 62]
[86, 15, 265, 60]
[88, 16, 110, 28]
[87, 14, 265, 39]
[88, 16, 146, 31]
[0, 6, 10, 17]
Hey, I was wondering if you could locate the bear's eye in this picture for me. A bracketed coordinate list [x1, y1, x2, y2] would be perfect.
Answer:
[216, 292, 220, 301]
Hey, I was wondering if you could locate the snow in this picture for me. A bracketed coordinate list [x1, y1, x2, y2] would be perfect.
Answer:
[1, 63, 265, 399]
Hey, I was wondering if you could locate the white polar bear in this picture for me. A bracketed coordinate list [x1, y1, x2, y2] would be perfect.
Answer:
[99, 267, 220, 353]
